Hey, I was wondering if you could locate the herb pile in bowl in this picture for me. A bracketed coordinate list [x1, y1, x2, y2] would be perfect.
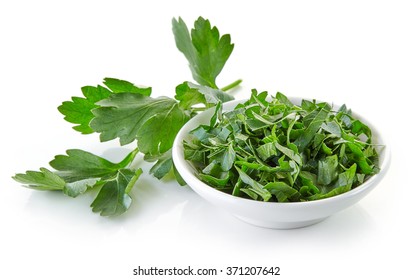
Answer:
[183, 91, 381, 202]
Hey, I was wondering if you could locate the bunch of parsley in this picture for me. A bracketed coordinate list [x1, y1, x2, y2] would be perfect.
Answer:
[13, 17, 241, 216]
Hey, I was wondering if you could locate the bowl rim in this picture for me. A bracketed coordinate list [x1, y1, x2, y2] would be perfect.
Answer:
[172, 97, 391, 207]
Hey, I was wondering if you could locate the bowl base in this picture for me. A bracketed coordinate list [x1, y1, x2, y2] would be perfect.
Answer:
[234, 215, 328, 229]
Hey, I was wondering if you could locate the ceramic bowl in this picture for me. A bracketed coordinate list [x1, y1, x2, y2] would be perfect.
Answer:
[172, 98, 390, 229]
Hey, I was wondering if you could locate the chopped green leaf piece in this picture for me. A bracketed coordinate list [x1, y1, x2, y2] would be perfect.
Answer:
[275, 142, 302, 165]
[221, 143, 236, 171]
[275, 92, 294, 107]
[209, 102, 222, 127]
[235, 167, 272, 201]
[317, 155, 339, 185]
[256, 142, 278, 161]
[321, 121, 342, 137]
[294, 105, 331, 152]
[264, 182, 300, 202]
[199, 172, 230, 188]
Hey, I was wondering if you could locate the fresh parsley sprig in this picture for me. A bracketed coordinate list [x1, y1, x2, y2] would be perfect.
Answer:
[13, 17, 241, 216]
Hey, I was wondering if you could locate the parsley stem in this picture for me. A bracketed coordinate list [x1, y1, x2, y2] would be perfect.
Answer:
[125, 168, 143, 194]
[192, 107, 208, 112]
[221, 79, 242, 92]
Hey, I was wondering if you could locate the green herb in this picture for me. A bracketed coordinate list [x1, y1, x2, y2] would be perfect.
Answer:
[172, 17, 235, 89]
[184, 91, 381, 202]
[12, 16, 381, 217]
[58, 78, 151, 134]
[13, 17, 240, 216]
[13, 149, 142, 216]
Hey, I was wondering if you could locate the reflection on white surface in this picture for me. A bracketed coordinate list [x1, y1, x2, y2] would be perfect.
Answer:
[9, 145, 398, 280]
[21, 146, 378, 244]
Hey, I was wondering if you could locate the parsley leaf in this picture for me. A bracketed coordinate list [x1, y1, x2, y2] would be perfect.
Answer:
[103, 78, 152, 95]
[91, 168, 142, 216]
[13, 149, 141, 211]
[13, 167, 101, 197]
[64, 178, 101, 198]
[49, 148, 138, 182]
[58, 78, 151, 134]
[175, 82, 207, 110]
[90, 93, 190, 155]
[13, 168, 100, 198]
[172, 17, 234, 88]
[144, 150, 174, 180]
[13, 167, 66, 191]
[175, 81, 234, 110]
[58, 85, 112, 134]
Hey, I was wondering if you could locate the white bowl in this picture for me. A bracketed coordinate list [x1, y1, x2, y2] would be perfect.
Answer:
[172, 98, 390, 229]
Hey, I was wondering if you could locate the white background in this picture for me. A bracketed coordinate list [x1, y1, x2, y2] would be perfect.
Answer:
[0, 0, 410, 279]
